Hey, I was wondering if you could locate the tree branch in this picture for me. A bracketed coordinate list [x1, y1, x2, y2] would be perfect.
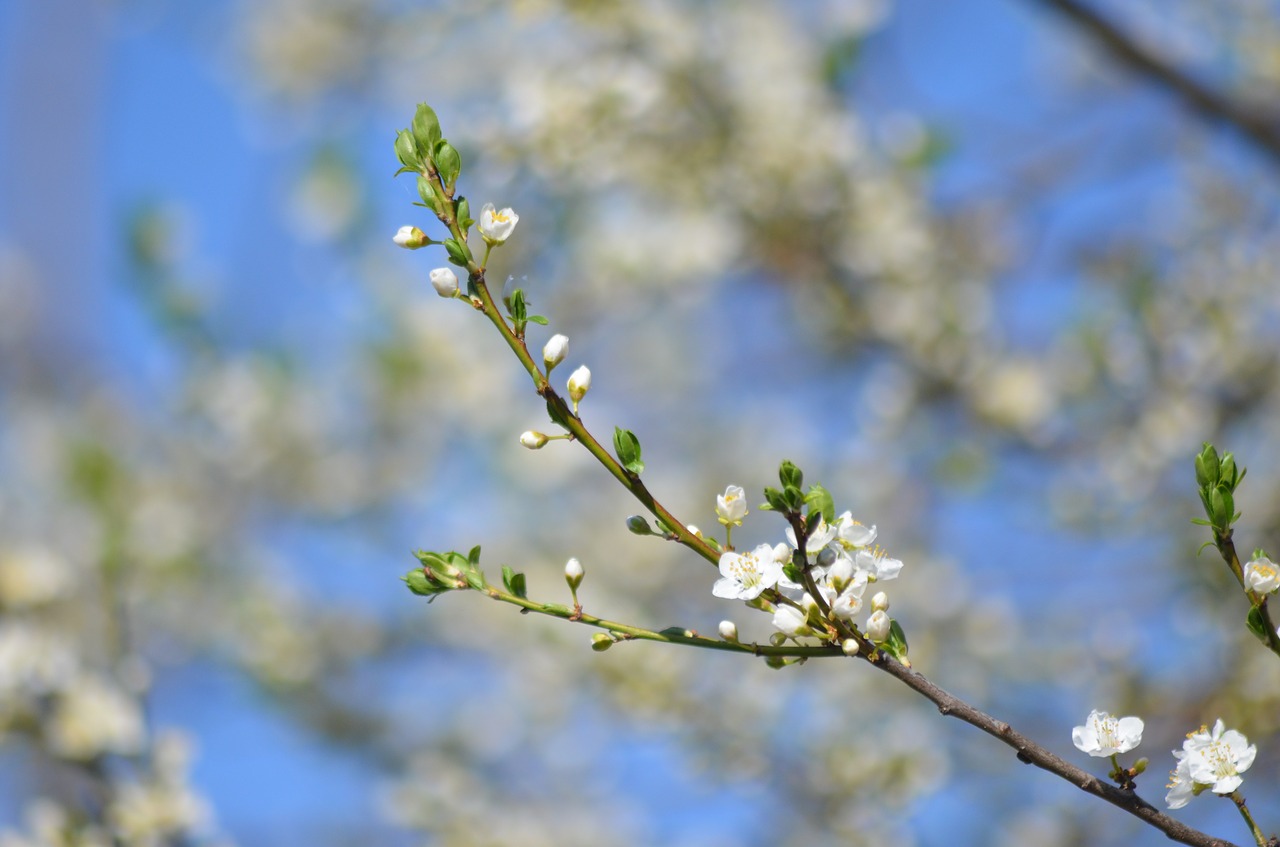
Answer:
[1032, 0, 1280, 167]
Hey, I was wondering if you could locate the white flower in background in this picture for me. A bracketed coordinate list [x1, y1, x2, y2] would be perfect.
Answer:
[429, 267, 459, 298]
[567, 365, 591, 411]
[478, 203, 519, 243]
[1071, 709, 1144, 757]
[392, 225, 428, 249]
[108, 731, 210, 843]
[713, 543, 783, 601]
[1243, 556, 1280, 594]
[47, 675, 146, 760]
[855, 547, 904, 581]
[866, 609, 892, 642]
[519, 430, 548, 449]
[0, 622, 77, 696]
[835, 513, 877, 548]
[715, 485, 747, 525]
[0, 547, 71, 609]
[718, 620, 738, 642]
[1165, 750, 1195, 810]
[542, 334, 568, 371]
[1183, 719, 1255, 795]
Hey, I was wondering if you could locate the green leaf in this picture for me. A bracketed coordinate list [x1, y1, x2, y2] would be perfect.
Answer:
[468, 545, 482, 566]
[544, 603, 571, 616]
[883, 619, 910, 663]
[763, 486, 787, 512]
[411, 103, 443, 155]
[443, 238, 470, 267]
[404, 568, 449, 596]
[1246, 605, 1270, 644]
[804, 483, 835, 523]
[782, 485, 804, 512]
[613, 427, 644, 475]
[527, 315, 550, 326]
[546, 397, 573, 431]
[463, 568, 487, 591]
[510, 572, 527, 599]
[395, 129, 422, 172]
[434, 139, 462, 189]
[510, 289, 527, 323]
[501, 565, 516, 592]
[455, 196, 470, 227]
[779, 460, 803, 491]
[417, 175, 440, 214]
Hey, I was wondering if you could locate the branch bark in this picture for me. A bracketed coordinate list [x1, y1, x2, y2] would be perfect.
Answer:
[1032, 0, 1280, 167]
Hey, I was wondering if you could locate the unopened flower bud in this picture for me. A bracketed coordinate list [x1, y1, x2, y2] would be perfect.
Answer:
[567, 365, 591, 409]
[429, 267, 459, 298]
[866, 609, 891, 642]
[816, 546, 838, 568]
[718, 620, 739, 642]
[828, 555, 855, 592]
[686, 524, 701, 537]
[842, 638, 860, 656]
[393, 225, 429, 249]
[520, 431, 549, 450]
[564, 557, 584, 590]
[626, 515, 654, 535]
[590, 633, 613, 652]
[543, 334, 568, 371]
[871, 591, 889, 612]
[764, 655, 787, 669]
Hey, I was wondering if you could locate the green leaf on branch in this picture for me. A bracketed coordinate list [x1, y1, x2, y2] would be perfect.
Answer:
[779, 460, 803, 491]
[468, 545, 482, 566]
[546, 397, 573, 431]
[417, 176, 440, 214]
[613, 427, 645, 475]
[762, 486, 787, 512]
[883, 619, 910, 663]
[805, 483, 835, 523]
[434, 139, 462, 189]
[527, 315, 549, 326]
[411, 103, 443, 156]
[1246, 605, 1270, 644]
[443, 238, 470, 267]
[395, 129, 423, 172]
[501, 565, 529, 599]
[455, 196, 472, 229]
[403, 568, 450, 596]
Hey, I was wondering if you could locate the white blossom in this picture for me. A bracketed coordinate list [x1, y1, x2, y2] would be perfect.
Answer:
[543, 334, 568, 370]
[866, 609, 891, 642]
[1165, 750, 1195, 810]
[393, 225, 428, 249]
[47, 675, 146, 760]
[835, 512, 877, 548]
[478, 203, 519, 243]
[1243, 556, 1280, 594]
[519, 430, 548, 449]
[715, 485, 747, 525]
[429, 267, 459, 298]
[1071, 709, 1143, 757]
[1183, 719, 1255, 795]
[713, 543, 782, 601]
[771, 604, 811, 637]
[718, 620, 738, 642]
[855, 547, 904, 581]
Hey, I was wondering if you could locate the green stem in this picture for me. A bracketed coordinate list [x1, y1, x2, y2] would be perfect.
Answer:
[484, 583, 843, 658]
[1230, 791, 1266, 847]
[1217, 532, 1280, 657]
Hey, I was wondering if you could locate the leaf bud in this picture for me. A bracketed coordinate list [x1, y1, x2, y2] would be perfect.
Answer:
[590, 633, 613, 652]
[626, 515, 654, 536]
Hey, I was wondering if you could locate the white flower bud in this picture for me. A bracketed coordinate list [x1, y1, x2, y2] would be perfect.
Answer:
[567, 365, 591, 406]
[686, 524, 701, 537]
[871, 591, 889, 612]
[429, 267, 459, 298]
[478, 203, 519, 244]
[564, 557, 584, 590]
[842, 638, 860, 656]
[866, 609, 891, 642]
[519, 431, 548, 450]
[393, 225, 429, 249]
[718, 620, 738, 642]
[543, 334, 568, 371]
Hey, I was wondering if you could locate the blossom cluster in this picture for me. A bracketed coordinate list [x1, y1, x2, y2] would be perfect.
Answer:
[710, 487, 903, 647]
[1070, 709, 1258, 810]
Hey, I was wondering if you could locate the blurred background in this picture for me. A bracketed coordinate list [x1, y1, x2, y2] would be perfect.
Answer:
[3, 0, 1280, 844]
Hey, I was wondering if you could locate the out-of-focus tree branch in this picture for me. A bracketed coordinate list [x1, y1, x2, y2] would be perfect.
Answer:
[1034, 0, 1280, 166]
